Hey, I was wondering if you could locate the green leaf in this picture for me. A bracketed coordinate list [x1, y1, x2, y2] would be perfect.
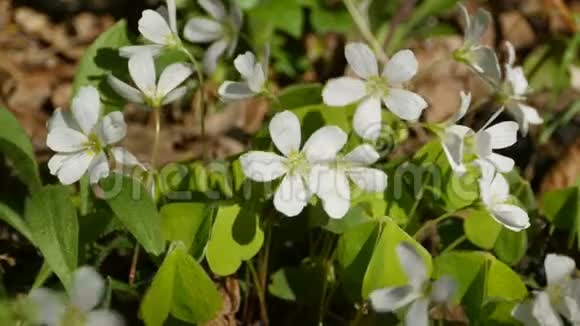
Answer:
[247, 0, 304, 41]
[362, 219, 432, 298]
[337, 221, 379, 302]
[140, 244, 222, 326]
[464, 210, 527, 265]
[100, 173, 165, 255]
[0, 202, 33, 243]
[273, 83, 323, 111]
[72, 20, 132, 112]
[26, 185, 78, 289]
[434, 251, 527, 321]
[542, 185, 580, 249]
[206, 203, 264, 276]
[0, 108, 40, 190]
[160, 203, 213, 252]
[269, 262, 326, 305]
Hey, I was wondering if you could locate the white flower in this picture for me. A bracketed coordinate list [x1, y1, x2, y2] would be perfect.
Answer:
[474, 119, 519, 173]
[512, 254, 580, 325]
[183, 0, 243, 74]
[47, 86, 133, 185]
[120, 0, 180, 57]
[369, 242, 456, 326]
[454, 4, 501, 83]
[501, 41, 543, 135]
[218, 51, 267, 101]
[239, 110, 346, 217]
[441, 91, 473, 175]
[441, 92, 518, 175]
[309, 144, 388, 219]
[29, 266, 124, 326]
[322, 42, 428, 141]
[108, 51, 193, 108]
[477, 160, 530, 231]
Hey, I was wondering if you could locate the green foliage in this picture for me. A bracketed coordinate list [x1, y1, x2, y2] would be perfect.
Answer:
[72, 20, 132, 111]
[0, 108, 41, 190]
[140, 244, 222, 326]
[25, 186, 79, 290]
[101, 173, 165, 255]
[542, 185, 580, 249]
[206, 203, 264, 276]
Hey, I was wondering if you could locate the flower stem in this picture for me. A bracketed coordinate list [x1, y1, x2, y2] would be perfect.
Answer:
[413, 209, 467, 241]
[343, 0, 388, 62]
[248, 261, 269, 324]
[128, 243, 140, 285]
[150, 108, 162, 169]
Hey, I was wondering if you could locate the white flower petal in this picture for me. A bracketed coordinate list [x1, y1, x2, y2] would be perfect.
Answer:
[111, 147, 143, 168]
[162, 86, 189, 105]
[88, 152, 110, 185]
[203, 39, 228, 74]
[558, 294, 580, 322]
[229, 0, 243, 28]
[86, 310, 125, 326]
[396, 242, 428, 289]
[451, 91, 471, 123]
[57, 151, 94, 185]
[72, 86, 101, 134]
[490, 204, 530, 231]
[369, 285, 417, 312]
[471, 47, 501, 82]
[48, 153, 69, 176]
[344, 144, 380, 165]
[353, 97, 382, 141]
[157, 63, 193, 98]
[512, 300, 541, 326]
[48, 108, 77, 131]
[405, 298, 430, 326]
[218, 81, 254, 101]
[166, 0, 177, 33]
[465, 9, 491, 45]
[98, 111, 127, 145]
[475, 158, 496, 185]
[183, 17, 223, 43]
[431, 276, 457, 304]
[545, 254, 576, 286]
[345, 42, 378, 78]
[128, 52, 156, 96]
[475, 131, 493, 158]
[442, 126, 470, 175]
[269, 111, 301, 157]
[488, 172, 510, 204]
[322, 77, 366, 106]
[312, 167, 351, 219]
[47, 128, 89, 153]
[383, 88, 427, 121]
[506, 65, 529, 96]
[487, 153, 515, 173]
[234, 51, 257, 79]
[138, 9, 173, 45]
[118, 45, 165, 58]
[484, 121, 519, 149]
[29, 288, 66, 325]
[199, 0, 227, 20]
[107, 75, 144, 103]
[70, 266, 105, 312]
[383, 49, 418, 84]
[347, 167, 387, 193]
[273, 174, 310, 217]
[239, 151, 287, 182]
[247, 64, 266, 93]
[533, 292, 563, 326]
[505, 41, 516, 66]
[509, 103, 543, 136]
[302, 126, 347, 163]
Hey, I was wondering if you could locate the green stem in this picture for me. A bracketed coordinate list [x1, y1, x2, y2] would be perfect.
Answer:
[248, 261, 269, 325]
[442, 235, 466, 254]
[407, 151, 443, 225]
[150, 109, 161, 169]
[342, 0, 387, 62]
[413, 210, 461, 240]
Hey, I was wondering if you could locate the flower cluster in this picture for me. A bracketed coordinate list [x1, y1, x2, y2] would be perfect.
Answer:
[240, 110, 387, 218]
[512, 254, 580, 325]
[29, 267, 123, 326]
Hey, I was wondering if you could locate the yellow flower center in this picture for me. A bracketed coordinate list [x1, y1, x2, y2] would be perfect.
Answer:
[284, 150, 309, 176]
[365, 75, 390, 98]
[84, 133, 103, 156]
